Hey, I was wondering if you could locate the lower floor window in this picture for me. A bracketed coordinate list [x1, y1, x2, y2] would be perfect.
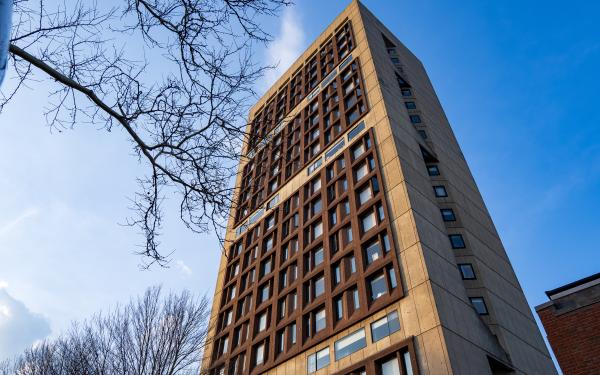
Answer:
[308, 347, 330, 373]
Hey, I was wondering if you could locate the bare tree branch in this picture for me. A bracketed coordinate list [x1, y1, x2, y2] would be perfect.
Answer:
[1, 0, 291, 266]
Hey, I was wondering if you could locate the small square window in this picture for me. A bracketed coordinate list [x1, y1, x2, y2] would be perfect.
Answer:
[401, 88, 412, 97]
[405, 101, 417, 109]
[433, 185, 448, 197]
[441, 208, 456, 222]
[409, 114, 421, 124]
[470, 297, 489, 315]
[459, 263, 476, 280]
[427, 165, 440, 176]
[449, 234, 465, 249]
[418, 130, 428, 139]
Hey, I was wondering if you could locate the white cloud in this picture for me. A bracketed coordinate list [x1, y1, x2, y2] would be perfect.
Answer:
[0, 288, 51, 360]
[0, 207, 39, 238]
[175, 259, 193, 276]
[263, 8, 306, 90]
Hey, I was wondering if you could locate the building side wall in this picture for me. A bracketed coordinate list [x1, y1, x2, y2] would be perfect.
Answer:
[356, 3, 556, 374]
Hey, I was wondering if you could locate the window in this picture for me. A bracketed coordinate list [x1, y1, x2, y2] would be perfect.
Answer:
[401, 88, 412, 97]
[358, 185, 372, 205]
[364, 239, 383, 265]
[404, 101, 416, 109]
[307, 347, 330, 373]
[261, 258, 272, 276]
[255, 343, 265, 365]
[418, 130, 427, 140]
[371, 311, 400, 342]
[315, 308, 326, 332]
[449, 234, 465, 249]
[315, 275, 325, 298]
[440, 208, 456, 222]
[330, 210, 338, 226]
[314, 246, 324, 267]
[380, 357, 401, 375]
[409, 115, 421, 124]
[433, 185, 448, 197]
[361, 211, 377, 232]
[313, 220, 323, 239]
[355, 162, 369, 180]
[352, 143, 366, 159]
[265, 214, 275, 229]
[290, 322, 297, 344]
[276, 331, 284, 353]
[459, 263, 476, 280]
[334, 329, 367, 360]
[427, 165, 440, 176]
[333, 264, 342, 285]
[370, 273, 388, 301]
[259, 284, 270, 303]
[334, 296, 343, 321]
[257, 311, 267, 332]
[470, 297, 489, 315]
[311, 178, 321, 194]
[349, 255, 357, 274]
[352, 287, 360, 310]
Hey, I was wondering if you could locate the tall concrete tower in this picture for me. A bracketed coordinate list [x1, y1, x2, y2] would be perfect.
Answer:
[203, 1, 557, 374]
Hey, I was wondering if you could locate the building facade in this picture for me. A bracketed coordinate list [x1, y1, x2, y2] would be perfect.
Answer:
[536, 273, 600, 375]
[203, 1, 557, 374]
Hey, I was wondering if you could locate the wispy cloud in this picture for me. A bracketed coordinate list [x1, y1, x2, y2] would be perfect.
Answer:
[175, 260, 193, 276]
[0, 207, 39, 238]
[263, 8, 306, 90]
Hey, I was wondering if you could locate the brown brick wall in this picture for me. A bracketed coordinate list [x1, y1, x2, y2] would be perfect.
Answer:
[538, 302, 600, 375]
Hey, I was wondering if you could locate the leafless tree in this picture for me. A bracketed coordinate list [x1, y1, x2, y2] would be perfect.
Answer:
[1, 0, 290, 266]
[0, 286, 212, 375]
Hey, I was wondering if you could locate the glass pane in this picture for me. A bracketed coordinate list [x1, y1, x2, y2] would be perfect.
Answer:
[358, 185, 372, 205]
[370, 274, 387, 300]
[365, 241, 382, 264]
[307, 354, 316, 373]
[315, 276, 325, 297]
[403, 351, 414, 375]
[381, 357, 401, 375]
[316, 348, 330, 369]
[314, 247, 324, 266]
[315, 309, 326, 332]
[361, 212, 376, 232]
[334, 329, 366, 360]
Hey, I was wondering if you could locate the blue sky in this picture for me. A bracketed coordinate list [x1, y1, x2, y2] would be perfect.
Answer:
[0, 0, 598, 366]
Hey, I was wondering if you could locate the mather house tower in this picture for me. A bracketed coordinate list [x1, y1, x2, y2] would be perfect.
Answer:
[202, 2, 557, 374]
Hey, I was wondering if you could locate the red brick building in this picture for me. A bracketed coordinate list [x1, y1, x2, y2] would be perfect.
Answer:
[536, 272, 600, 375]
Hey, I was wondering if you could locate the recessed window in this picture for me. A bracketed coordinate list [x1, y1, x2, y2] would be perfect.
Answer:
[254, 342, 265, 365]
[313, 220, 323, 239]
[440, 208, 456, 222]
[409, 115, 421, 124]
[349, 255, 357, 274]
[433, 185, 448, 197]
[260, 258, 272, 276]
[334, 296, 343, 321]
[356, 162, 369, 181]
[371, 311, 401, 342]
[314, 246, 324, 267]
[259, 284, 270, 303]
[334, 328, 367, 360]
[364, 239, 383, 265]
[470, 297, 489, 315]
[257, 311, 268, 332]
[290, 322, 297, 344]
[333, 263, 341, 285]
[405, 101, 417, 109]
[449, 234, 465, 249]
[418, 130, 428, 140]
[459, 263, 476, 280]
[352, 287, 360, 310]
[361, 211, 377, 232]
[427, 165, 440, 176]
[315, 308, 326, 332]
[265, 214, 275, 229]
[315, 275, 325, 298]
[358, 185, 373, 205]
[307, 347, 330, 373]
[352, 143, 366, 159]
[369, 273, 388, 301]
[401, 88, 412, 97]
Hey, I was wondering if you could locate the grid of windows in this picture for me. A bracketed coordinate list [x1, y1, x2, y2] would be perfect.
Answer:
[209, 130, 403, 373]
[236, 56, 368, 225]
